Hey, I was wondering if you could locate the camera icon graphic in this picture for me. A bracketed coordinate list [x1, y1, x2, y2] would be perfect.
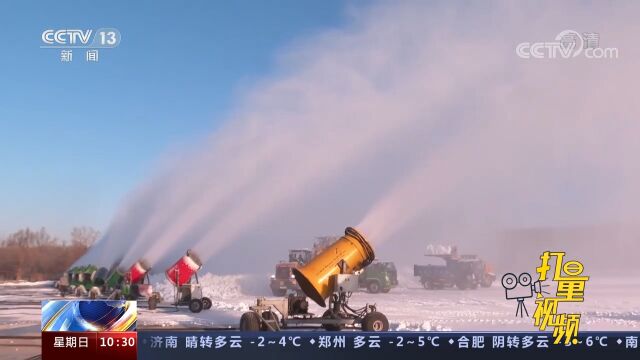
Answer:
[501, 272, 543, 317]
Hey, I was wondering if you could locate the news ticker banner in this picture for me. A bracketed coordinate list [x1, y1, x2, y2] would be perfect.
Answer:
[40, 300, 639, 359]
[41, 300, 137, 360]
[137, 331, 639, 358]
[42, 330, 639, 359]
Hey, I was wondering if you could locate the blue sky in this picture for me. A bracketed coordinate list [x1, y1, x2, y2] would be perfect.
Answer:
[0, 0, 356, 238]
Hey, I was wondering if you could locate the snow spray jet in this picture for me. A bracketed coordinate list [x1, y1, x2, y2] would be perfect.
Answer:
[356, 6, 640, 265]
[357, 57, 640, 249]
[79, 1, 640, 273]
[112, 1, 508, 268]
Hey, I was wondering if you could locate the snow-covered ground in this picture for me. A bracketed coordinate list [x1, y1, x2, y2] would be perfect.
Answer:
[1, 273, 639, 334]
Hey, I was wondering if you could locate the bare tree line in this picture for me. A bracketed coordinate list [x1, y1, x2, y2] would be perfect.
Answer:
[0, 227, 99, 281]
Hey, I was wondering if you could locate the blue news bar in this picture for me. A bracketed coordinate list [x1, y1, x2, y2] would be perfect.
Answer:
[138, 331, 639, 359]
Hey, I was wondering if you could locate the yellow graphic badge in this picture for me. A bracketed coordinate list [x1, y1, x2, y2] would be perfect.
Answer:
[533, 251, 589, 345]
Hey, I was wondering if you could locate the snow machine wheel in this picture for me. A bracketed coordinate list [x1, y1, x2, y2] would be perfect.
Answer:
[89, 287, 101, 299]
[75, 285, 87, 297]
[189, 299, 203, 313]
[202, 297, 212, 310]
[130, 285, 140, 298]
[367, 281, 381, 294]
[148, 296, 158, 310]
[362, 312, 389, 332]
[322, 310, 344, 331]
[239, 312, 261, 331]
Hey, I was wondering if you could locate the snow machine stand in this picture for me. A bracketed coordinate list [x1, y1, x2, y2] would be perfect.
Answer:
[162, 249, 212, 313]
[240, 227, 389, 332]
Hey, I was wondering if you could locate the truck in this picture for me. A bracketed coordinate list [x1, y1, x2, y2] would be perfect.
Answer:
[316, 237, 398, 293]
[358, 261, 398, 293]
[271, 239, 399, 295]
[269, 249, 312, 296]
[413, 245, 496, 290]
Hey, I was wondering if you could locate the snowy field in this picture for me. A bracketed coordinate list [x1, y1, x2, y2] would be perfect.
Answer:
[2, 271, 639, 337]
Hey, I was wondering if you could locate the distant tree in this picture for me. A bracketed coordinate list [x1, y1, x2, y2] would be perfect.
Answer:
[70, 227, 100, 247]
[3, 227, 58, 247]
[0, 226, 99, 281]
[2, 227, 58, 280]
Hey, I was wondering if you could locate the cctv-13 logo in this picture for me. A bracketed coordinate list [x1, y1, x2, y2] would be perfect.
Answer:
[501, 251, 589, 345]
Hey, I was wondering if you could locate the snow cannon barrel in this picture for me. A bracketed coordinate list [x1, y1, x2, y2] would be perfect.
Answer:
[92, 267, 109, 286]
[80, 265, 98, 282]
[127, 260, 151, 284]
[292, 227, 375, 307]
[165, 250, 202, 286]
[106, 267, 126, 288]
[69, 267, 82, 282]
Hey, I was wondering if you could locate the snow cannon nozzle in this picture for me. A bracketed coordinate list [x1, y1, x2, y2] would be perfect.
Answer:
[127, 259, 152, 284]
[165, 249, 203, 286]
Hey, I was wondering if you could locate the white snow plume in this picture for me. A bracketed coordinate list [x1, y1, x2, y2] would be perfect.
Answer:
[80, 1, 640, 276]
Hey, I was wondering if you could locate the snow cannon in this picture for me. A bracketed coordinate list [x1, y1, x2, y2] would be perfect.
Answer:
[165, 250, 203, 286]
[164, 250, 211, 313]
[127, 259, 151, 285]
[81, 265, 98, 283]
[292, 227, 375, 307]
[121, 259, 155, 300]
[92, 267, 110, 286]
[106, 267, 126, 289]
[241, 227, 388, 332]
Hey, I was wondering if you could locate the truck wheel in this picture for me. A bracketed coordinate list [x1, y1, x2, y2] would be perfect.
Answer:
[367, 281, 381, 293]
[322, 310, 343, 331]
[456, 280, 469, 290]
[381, 288, 391, 293]
[480, 276, 493, 288]
[202, 297, 212, 310]
[239, 312, 261, 331]
[189, 299, 203, 313]
[422, 280, 430, 290]
[362, 312, 389, 331]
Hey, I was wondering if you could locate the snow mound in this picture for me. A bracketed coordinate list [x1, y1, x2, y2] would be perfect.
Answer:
[150, 272, 268, 309]
[393, 320, 451, 331]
